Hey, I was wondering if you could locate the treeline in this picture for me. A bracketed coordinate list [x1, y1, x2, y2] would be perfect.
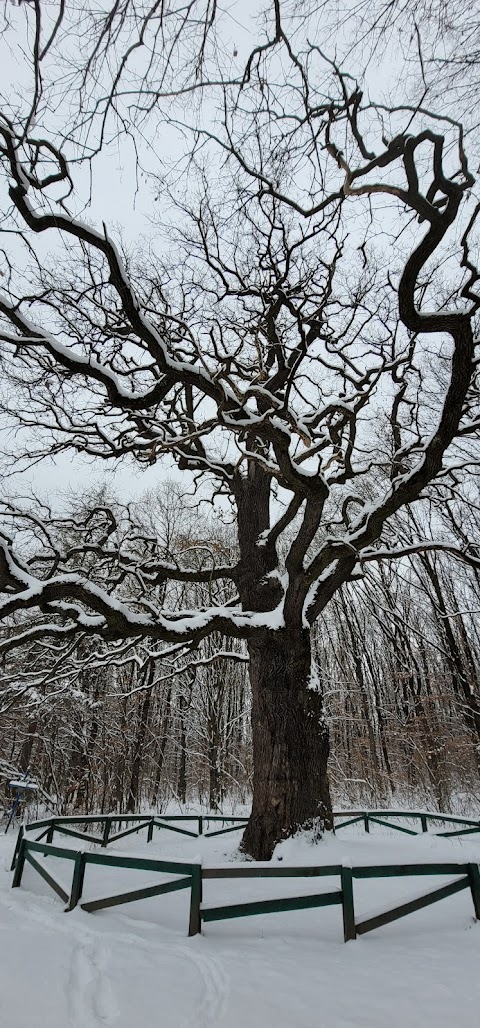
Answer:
[319, 558, 480, 812]
[1, 488, 480, 816]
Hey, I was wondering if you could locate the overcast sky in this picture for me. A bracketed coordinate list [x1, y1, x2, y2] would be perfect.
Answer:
[0, 0, 474, 512]
[0, 1, 268, 507]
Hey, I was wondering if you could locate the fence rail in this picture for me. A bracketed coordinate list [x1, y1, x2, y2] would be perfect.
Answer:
[15, 808, 480, 860]
[16, 813, 251, 856]
[10, 819, 480, 944]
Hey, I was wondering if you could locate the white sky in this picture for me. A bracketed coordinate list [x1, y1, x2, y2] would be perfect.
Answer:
[0, 1, 476, 511]
[0, 1, 262, 505]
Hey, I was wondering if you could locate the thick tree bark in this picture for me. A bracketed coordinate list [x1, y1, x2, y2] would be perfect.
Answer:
[241, 627, 332, 860]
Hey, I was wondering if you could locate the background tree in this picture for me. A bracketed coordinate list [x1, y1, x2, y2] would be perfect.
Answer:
[4, 493, 480, 821]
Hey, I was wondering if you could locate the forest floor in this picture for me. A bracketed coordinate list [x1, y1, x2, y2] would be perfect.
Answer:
[1, 818, 480, 1027]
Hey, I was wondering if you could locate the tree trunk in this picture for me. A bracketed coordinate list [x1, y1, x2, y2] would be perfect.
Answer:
[18, 719, 38, 773]
[420, 555, 480, 758]
[177, 681, 192, 806]
[127, 688, 152, 812]
[151, 684, 172, 806]
[241, 627, 332, 860]
[208, 710, 222, 812]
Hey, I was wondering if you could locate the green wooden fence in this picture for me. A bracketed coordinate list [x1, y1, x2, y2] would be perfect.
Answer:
[12, 836, 203, 935]
[16, 808, 480, 861]
[11, 832, 480, 943]
[332, 810, 480, 838]
[15, 813, 251, 857]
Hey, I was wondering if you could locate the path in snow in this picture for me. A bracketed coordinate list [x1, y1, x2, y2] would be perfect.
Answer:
[2, 822, 480, 1027]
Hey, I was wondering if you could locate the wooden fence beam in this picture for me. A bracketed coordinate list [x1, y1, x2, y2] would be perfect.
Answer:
[467, 863, 480, 921]
[204, 824, 246, 838]
[102, 818, 111, 848]
[188, 865, 202, 936]
[356, 875, 469, 936]
[108, 822, 150, 844]
[82, 875, 192, 913]
[367, 816, 418, 837]
[201, 890, 342, 924]
[202, 865, 342, 879]
[11, 837, 26, 888]
[67, 853, 87, 911]
[10, 825, 24, 871]
[154, 820, 199, 839]
[341, 865, 356, 942]
[23, 849, 69, 904]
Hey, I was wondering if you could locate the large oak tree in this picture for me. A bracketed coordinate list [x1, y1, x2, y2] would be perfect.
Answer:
[0, 1, 479, 857]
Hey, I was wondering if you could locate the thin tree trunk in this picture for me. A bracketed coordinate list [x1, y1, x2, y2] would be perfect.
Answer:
[207, 697, 222, 812]
[151, 685, 172, 806]
[127, 687, 152, 812]
[177, 679, 193, 806]
[421, 555, 480, 752]
[18, 719, 38, 773]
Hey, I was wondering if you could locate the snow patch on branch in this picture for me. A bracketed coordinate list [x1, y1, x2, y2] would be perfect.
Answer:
[302, 560, 339, 627]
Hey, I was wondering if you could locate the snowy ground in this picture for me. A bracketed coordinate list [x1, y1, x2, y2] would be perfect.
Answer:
[1, 819, 480, 1027]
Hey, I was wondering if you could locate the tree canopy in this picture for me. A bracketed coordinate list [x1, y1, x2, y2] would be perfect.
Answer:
[0, 0, 479, 856]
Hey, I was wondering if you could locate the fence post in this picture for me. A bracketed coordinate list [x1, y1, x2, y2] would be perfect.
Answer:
[341, 864, 356, 942]
[420, 815, 428, 833]
[468, 863, 480, 920]
[10, 825, 24, 871]
[67, 853, 87, 911]
[147, 818, 154, 843]
[12, 838, 27, 889]
[102, 818, 111, 848]
[46, 821, 55, 844]
[363, 813, 370, 834]
[188, 864, 202, 936]
[198, 817, 203, 836]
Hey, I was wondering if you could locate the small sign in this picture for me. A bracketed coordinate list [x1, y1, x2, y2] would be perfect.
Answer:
[8, 780, 38, 791]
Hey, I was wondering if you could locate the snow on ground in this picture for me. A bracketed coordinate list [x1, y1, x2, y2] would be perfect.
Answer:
[1, 819, 480, 1027]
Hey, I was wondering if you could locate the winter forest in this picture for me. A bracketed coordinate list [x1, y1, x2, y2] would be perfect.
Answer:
[4, 495, 480, 824]
[1, 0, 480, 865]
